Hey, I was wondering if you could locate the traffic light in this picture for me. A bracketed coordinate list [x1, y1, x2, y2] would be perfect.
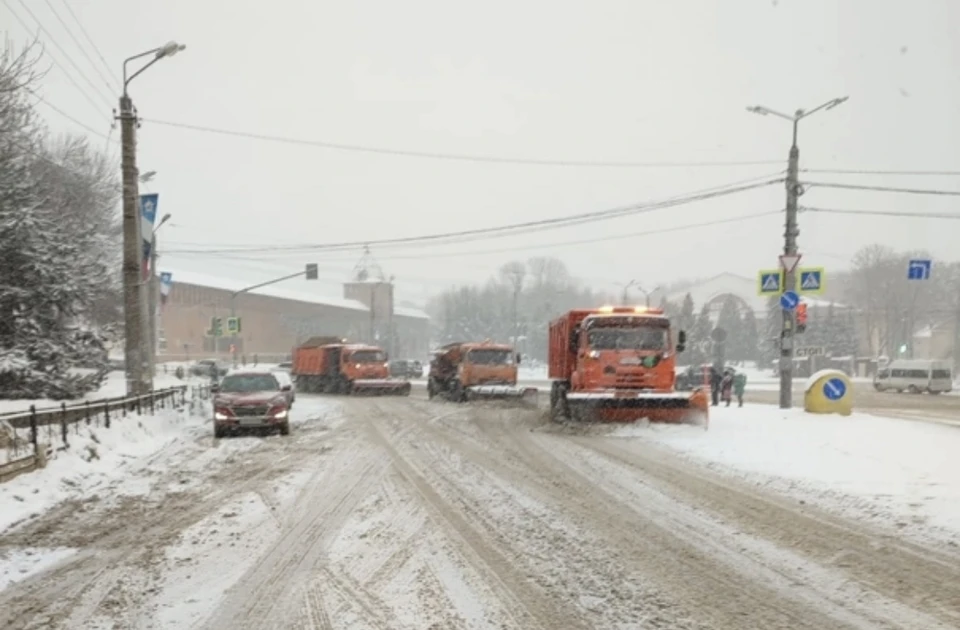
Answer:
[796, 302, 808, 333]
[209, 316, 223, 337]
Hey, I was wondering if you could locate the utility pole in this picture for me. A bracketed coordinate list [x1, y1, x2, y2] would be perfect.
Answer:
[119, 93, 143, 396]
[119, 41, 185, 396]
[747, 96, 848, 409]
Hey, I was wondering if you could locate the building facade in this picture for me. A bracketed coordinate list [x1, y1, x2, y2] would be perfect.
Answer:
[158, 271, 430, 362]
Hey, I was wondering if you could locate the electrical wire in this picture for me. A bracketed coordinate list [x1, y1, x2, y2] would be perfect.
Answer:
[28, 89, 117, 142]
[167, 210, 782, 262]
[139, 117, 786, 168]
[801, 181, 960, 196]
[7, 0, 114, 109]
[3, 1, 110, 121]
[41, 0, 118, 95]
[803, 168, 960, 177]
[802, 206, 960, 220]
[163, 176, 784, 255]
[56, 0, 121, 88]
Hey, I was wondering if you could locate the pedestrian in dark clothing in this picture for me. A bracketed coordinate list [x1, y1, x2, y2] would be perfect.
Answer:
[710, 365, 722, 406]
[733, 372, 747, 407]
[721, 370, 734, 406]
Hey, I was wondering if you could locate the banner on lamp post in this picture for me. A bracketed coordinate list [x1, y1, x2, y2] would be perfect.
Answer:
[159, 271, 173, 307]
[140, 193, 159, 270]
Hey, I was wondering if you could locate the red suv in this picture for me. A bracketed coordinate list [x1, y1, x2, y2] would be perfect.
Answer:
[212, 370, 292, 438]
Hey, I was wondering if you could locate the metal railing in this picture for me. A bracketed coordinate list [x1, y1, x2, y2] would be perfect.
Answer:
[1, 384, 212, 483]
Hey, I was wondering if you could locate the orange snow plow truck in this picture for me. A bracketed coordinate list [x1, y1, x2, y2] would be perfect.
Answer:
[548, 306, 708, 424]
[427, 341, 538, 405]
[292, 336, 411, 396]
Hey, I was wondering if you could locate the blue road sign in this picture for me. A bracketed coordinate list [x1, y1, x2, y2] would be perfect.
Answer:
[779, 290, 800, 311]
[823, 377, 847, 401]
[758, 270, 783, 295]
[907, 259, 932, 280]
[798, 268, 825, 294]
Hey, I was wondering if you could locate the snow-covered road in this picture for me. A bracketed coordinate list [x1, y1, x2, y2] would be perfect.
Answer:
[1, 395, 959, 629]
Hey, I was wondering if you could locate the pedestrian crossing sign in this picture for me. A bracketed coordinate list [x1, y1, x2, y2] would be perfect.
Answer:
[798, 267, 825, 295]
[757, 269, 783, 295]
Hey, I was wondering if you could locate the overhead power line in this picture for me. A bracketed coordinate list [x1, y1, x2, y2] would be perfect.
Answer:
[169, 210, 782, 263]
[802, 181, 960, 196]
[28, 90, 117, 142]
[3, 0, 110, 121]
[163, 175, 784, 255]
[55, 0, 122, 89]
[803, 168, 960, 177]
[802, 206, 960, 220]
[8, 0, 114, 109]
[139, 117, 785, 168]
[41, 0, 118, 95]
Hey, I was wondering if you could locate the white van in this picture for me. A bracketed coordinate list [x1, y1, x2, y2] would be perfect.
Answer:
[873, 359, 953, 394]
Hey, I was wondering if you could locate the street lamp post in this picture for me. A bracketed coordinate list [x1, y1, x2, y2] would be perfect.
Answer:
[149, 212, 171, 378]
[635, 284, 663, 308]
[747, 97, 848, 409]
[621, 280, 637, 304]
[119, 41, 185, 396]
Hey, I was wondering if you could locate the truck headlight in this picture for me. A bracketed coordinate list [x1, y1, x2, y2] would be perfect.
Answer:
[214, 411, 230, 420]
[272, 409, 288, 419]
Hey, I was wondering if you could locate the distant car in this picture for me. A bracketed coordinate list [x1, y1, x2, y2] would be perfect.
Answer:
[191, 359, 229, 378]
[276, 361, 293, 371]
[272, 369, 296, 407]
[389, 359, 423, 379]
[211, 370, 292, 438]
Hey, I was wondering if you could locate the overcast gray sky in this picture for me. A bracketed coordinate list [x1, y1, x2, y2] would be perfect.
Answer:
[5, 0, 959, 305]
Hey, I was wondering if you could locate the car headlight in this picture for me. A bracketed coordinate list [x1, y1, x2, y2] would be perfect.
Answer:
[214, 411, 230, 420]
[272, 409, 288, 419]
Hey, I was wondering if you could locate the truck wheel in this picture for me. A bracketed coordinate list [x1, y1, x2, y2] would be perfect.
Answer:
[451, 380, 466, 403]
[550, 382, 570, 422]
[214, 425, 225, 439]
[279, 421, 290, 436]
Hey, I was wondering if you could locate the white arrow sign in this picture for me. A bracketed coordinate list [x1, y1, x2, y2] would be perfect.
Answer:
[779, 254, 802, 273]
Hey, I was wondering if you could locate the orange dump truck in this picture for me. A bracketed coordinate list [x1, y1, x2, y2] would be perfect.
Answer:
[292, 337, 411, 396]
[548, 306, 708, 424]
[427, 341, 538, 405]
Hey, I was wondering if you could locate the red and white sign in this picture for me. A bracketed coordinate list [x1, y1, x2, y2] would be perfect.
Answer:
[779, 254, 802, 273]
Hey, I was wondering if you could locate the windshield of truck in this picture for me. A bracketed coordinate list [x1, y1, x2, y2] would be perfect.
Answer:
[219, 373, 279, 392]
[587, 327, 667, 351]
[467, 349, 514, 365]
[351, 350, 385, 363]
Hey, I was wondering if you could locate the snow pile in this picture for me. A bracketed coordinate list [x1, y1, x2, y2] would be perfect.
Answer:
[0, 405, 208, 534]
[613, 405, 960, 546]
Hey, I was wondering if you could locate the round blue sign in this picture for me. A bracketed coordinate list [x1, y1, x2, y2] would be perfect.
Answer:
[823, 377, 846, 401]
[780, 290, 800, 311]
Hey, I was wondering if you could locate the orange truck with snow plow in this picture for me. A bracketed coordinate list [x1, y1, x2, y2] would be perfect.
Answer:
[292, 337, 411, 396]
[548, 306, 708, 424]
[427, 341, 538, 405]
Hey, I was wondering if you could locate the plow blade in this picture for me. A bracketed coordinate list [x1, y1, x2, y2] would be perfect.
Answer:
[566, 388, 708, 424]
[351, 379, 412, 396]
[465, 385, 539, 406]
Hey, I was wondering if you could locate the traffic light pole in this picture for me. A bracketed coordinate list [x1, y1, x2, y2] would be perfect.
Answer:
[228, 265, 319, 363]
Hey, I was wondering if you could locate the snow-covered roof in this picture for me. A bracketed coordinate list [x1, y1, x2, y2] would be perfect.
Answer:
[666, 272, 841, 314]
[164, 268, 429, 320]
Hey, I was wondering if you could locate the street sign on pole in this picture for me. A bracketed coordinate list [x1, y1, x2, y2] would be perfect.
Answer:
[823, 377, 847, 401]
[798, 268, 825, 294]
[796, 346, 825, 357]
[907, 259, 932, 280]
[779, 254, 802, 273]
[758, 270, 783, 295]
[779, 290, 800, 311]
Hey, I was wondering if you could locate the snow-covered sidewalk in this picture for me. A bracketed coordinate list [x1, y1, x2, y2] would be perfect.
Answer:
[612, 405, 960, 547]
[0, 404, 208, 534]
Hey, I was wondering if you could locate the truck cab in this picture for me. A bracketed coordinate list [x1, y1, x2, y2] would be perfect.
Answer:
[570, 311, 682, 392]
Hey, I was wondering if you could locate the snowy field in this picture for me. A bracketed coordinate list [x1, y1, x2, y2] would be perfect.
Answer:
[612, 405, 960, 547]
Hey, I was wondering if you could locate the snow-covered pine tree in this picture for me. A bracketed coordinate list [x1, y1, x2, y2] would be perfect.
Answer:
[0, 43, 107, 399]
